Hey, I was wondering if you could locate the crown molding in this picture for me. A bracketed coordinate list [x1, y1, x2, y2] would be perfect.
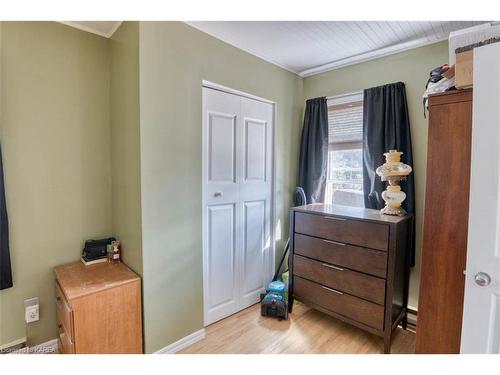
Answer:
[299, 37, 448, 77]
[59, 21, 123, 38]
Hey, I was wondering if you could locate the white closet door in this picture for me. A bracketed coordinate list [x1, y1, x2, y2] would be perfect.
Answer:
[202, 88, 241, 324]
[238, 97, 273, 309]
[202, 87, 273, 325]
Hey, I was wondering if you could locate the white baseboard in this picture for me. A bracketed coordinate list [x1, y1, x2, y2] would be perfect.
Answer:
[154, 329, 205, 354]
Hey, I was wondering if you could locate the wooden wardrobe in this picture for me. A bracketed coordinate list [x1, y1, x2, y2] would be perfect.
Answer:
[415, 89, 473, 353]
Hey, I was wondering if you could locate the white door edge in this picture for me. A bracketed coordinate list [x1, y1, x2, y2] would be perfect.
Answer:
[201, 82, 277, 327]
[460, 42, 500, 353]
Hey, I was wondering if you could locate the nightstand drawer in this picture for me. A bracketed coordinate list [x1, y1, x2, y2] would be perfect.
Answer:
[293, 276, 385, 330]
[294, 212, 389, 251]
[55, 282, 74, 343]
[58, 322, 75, 354]
[293, 255, 386, 305]
[294, 233, 388, 278]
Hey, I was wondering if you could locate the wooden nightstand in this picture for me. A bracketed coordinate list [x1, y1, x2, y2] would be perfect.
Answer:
[54, 261, 143, 354]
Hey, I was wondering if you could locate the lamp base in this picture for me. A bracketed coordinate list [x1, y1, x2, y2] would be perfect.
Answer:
[380, 205, 407, 217]
[380, 184, 407, 217]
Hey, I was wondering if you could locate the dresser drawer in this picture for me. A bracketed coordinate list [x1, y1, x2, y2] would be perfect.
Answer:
[294, 212, 389, 251]
[55, 282, 74, 342]
[293, 255, 386, 305]
[293, 276, 385, 330]
[58, 322, 75, 354]
[294, 234, 388, 278]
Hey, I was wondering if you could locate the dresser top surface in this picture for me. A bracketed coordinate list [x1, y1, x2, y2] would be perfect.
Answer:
[54, 261, 140, 300]
[292, 204, 410, 224]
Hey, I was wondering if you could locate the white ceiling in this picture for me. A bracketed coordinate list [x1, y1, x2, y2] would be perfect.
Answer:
[60, 21, 122, 38]
[186, 21, 487, 76]
[60, 21, 488, 77]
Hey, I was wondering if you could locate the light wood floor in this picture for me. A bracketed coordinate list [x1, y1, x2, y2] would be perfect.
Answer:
[180, 302, 416, 354]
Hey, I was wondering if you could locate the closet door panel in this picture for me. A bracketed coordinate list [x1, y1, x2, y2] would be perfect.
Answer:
[239, 97, 273, 308]
[203, 88, 242, 325]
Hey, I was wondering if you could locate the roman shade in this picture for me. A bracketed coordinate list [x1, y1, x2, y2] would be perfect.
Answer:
[328, 100, 363, 150]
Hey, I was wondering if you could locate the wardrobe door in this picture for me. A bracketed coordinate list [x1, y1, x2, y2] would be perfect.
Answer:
[416, 90, 472, 353]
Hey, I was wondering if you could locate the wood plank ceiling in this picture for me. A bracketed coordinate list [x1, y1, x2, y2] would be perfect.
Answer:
[186, 21, 487, 76]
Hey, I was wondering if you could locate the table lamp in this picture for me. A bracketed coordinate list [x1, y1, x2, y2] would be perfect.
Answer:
[375, 150, 412, 216]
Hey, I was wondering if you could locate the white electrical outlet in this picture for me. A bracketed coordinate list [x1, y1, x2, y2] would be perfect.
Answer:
[24, 297, 39, 324]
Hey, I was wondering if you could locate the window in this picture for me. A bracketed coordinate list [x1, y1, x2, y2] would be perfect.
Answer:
[325, 93, 364, 207]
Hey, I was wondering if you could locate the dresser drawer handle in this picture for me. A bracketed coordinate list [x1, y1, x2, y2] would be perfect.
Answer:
[323, 239, 346, 246]
[324, 216, 346, 221]
[321, 285, 344, 295]
[321, 263, 344, 271]
[55, 296, 63, 308]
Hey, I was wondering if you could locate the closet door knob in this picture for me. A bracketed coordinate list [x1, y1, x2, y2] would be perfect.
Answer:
[474, 272, 491, 287]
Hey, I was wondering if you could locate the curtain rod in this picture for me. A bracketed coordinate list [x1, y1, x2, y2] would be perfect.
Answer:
[323, 81, 407, 101]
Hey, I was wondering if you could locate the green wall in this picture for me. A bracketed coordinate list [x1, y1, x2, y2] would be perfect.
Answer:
[0, 21, 303, 351]
[303, 41, 449, 309]
[138, 21, 303, 353]
[0, 22, 112, 346]
[110, 22, 142, 276]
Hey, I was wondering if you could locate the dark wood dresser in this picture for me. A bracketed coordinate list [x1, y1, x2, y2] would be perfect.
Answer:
[415, 89, 473, 353]
[288, 204, 412, 353]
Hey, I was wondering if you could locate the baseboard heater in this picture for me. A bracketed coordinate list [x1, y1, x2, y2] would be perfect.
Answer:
[405, 308, 418, 332]
[0, 337, 27, 354]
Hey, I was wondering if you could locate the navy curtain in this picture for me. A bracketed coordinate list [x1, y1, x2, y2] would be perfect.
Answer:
[362, 82, 416, 266]
[0, 144, 12, 290]
[298, 97, 329, 204]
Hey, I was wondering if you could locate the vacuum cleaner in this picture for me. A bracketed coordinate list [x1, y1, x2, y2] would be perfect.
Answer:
[260, 187, 306, 320]
[260, 239, 290, 320]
